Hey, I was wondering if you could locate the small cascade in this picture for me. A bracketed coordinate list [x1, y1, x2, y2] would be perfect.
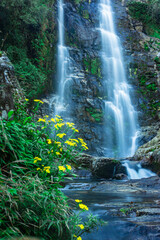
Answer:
[53, 0, 73, 118]
[99, 0, 138, 158]
[123, 161, 156, 179]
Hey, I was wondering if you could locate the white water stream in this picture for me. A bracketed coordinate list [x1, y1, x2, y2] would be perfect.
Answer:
[53, 0, 72, 116]
[99, 0, 137, 159]
[99, 0, 156, 178]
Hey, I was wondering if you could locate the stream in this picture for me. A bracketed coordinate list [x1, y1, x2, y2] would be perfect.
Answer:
[63, 176, 160, 240]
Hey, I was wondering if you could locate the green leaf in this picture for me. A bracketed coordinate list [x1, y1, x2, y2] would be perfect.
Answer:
[8, 188, 17, 195]
[8, 110, 14, 120]
[23, 116, 32, 125]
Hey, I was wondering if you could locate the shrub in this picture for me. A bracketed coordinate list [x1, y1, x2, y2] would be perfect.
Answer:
[0, 101, 103, 239]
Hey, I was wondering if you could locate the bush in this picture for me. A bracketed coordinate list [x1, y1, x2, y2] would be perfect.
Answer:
[0, 101, 103, 239]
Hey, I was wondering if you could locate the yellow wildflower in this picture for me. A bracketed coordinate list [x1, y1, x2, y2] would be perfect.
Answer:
[66, 122, 75, 127]
[34, 99, 44, 104]
[55, 118, 62, 122]
[54, 141, 61, 147]
[45, 115, 49, 118]
[57, 133, 66, 138]
[48, 151, 50, 154]
[70, 139, 79, 143]
[56, 115, 61, 118]
[38, 118, 46, 122]
[79, 204, 89, 211]
[54, 123, 65, 129]
[43, 166, 51, 174]
[72, 128, 79, 132]
[73, 235, 77, 238]
[51, 118, 56, 123]
[66, 165, 72, 170]
[47, 139, 52, 144]
[60, 148, 63, 152]
[75, 199, 82, 203]
[58, 166, 66, 172]
[65, 140, 77, 147]
[51, 150, 54, 153]
[56, 152, 61, 156]
[34, 157, 42, 163]
[25, 98, 29, 101]
[77, 237, 82, 240]
[77, 224, 84, 230]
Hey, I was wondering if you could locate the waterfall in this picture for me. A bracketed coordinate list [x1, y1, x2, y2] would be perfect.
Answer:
[123, 161, 156, 179]
[99, 0, 138, 158]
[53, 0, 72, 117]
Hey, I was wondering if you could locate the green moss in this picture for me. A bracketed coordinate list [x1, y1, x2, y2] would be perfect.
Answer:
[82, 10, 90, 19]
[86, 107, 104, 122]
[127, 1, 160, 39]
[83, 56, 102, 78]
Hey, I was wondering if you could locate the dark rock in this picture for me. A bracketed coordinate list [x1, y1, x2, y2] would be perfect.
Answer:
[0, 53, 25, 117]
[113, 173, 128, 180]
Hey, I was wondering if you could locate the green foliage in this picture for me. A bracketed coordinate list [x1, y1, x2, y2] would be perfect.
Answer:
[0, 0, 55, 98]
[83, 57, 102, 78]
[86, 107, 104, 122]
[0, 101, 102, 239]
[137, 72, 159, 116]
[127, 0, 160, 39]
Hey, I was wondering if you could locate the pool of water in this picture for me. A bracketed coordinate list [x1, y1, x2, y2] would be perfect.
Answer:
[62, 179, 160, 240]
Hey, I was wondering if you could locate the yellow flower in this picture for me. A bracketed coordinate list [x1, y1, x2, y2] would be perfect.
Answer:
[65, 140, 77, 147]
[66, 122, 75, 127]
[72, 128, 79, 132]
[57, 133, 66, 138]
[25, 98, 29, 101]
[70, 139, 79, 143]
[38, 118, 46, 122]
[73, 235, 77, 238]
[55, 117, 63, 122]
[58, 166, 66, 172]
[54, 141, 61, 147]
[51, 150, 54, 153]
[34, 157, 42, 163]
[66, 165, 72, 170]
[48, 151, 50, 154]
[54, 123, 65, 129]
[75, 199, 82, 203]
[51, 118, 56, 123]
[47, 139, 52, 144]
[45, 115, 49, 118]
[79, 204, 89, 211]
[60, 148, 63, 152]
[56, 115, 61, 118]
[77, 224, 84, 230]
[43, 166, 51, 174]
[56, 152, 61, 156]
[77, 237, 82, 240]
[34, 99, 44, 104]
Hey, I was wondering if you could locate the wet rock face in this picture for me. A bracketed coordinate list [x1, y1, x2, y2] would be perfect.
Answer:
[74, 153, 126, 179]
[134, 127, 160, 173]
[63, 1, 105, 154]
[0, 54, 24, 118]
[61, 0, 160, 155]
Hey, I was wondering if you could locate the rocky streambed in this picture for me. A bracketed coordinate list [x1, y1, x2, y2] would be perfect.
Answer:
[63, 175, 160, 240]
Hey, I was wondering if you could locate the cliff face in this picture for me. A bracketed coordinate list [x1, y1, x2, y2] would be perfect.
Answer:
[0, 53, 24, 119]
[48, 0, 159, 155]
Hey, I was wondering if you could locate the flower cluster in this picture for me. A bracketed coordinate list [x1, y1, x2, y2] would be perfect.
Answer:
[34, 157, 42, 163]
[75, 199, 89, 211]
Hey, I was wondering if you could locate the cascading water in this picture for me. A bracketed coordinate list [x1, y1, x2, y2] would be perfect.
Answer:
[99, 0, 156, 179]
[123, 161, 156, 179]
[99, 0, 137, 159]
[52, 0, 72, 117]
